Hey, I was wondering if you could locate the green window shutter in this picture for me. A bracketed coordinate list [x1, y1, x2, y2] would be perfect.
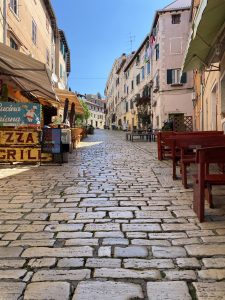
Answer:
[167, 69, 172, 84]
[181, 72, 187, 84]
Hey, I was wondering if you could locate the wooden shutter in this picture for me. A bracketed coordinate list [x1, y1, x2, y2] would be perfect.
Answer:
[181, 72, 187, 84]
[167, 69, 172, 84]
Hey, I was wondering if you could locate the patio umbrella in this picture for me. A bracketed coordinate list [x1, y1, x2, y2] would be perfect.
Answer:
[63, 98, 69, 123]
[70, 102, 76, 128]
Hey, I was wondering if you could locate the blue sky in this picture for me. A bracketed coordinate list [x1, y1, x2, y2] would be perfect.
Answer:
[52, 0, 170, 96]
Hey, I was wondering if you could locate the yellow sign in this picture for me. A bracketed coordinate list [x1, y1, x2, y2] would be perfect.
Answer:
[0, 148, 52, 162]
[0, 130, 40, 145]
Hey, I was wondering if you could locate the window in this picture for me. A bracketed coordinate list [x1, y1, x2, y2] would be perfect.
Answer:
[127, 86, 129, 94]
[60, 41, 64, 55]
[147, 62, 150, 74]
[10, 0, 18, 15]
[10, 37, 18, 50]
[155, 44, 159, 60]
[60, 64, 63, 78]
[46, 13, 50, 32]
[46, 49, 50, 66]
[124, 84, 126, 93]
[126, 102, 129, 112]
[136, 74, 140, 85]
[141, 66, 145, 80]
[136, 55, 140, 65]
[32, 19, 37, 45]
[172, 14, 181, 24]
[131, 80, 134, 90]
[130, 100, 133, 109]
[167, 69, 187, 85]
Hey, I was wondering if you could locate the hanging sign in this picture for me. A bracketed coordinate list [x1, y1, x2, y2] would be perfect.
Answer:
[0, 102, 41, 127]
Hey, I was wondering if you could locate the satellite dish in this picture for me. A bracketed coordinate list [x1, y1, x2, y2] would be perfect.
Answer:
[51, 73, 58, 84]
[58, 82, 65, 90]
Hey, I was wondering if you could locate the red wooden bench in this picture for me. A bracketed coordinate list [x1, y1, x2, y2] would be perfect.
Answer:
[157, 131, 223, 161]
[193, 146, 225, 222]
[165, 133, 224, 182]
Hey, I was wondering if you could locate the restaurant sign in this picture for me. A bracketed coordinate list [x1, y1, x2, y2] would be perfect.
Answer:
[0, 148, 52, 162]
[0, 102, 41, 127]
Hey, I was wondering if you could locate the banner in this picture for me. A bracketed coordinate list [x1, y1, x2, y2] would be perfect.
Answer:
[0, 102, 41, 127]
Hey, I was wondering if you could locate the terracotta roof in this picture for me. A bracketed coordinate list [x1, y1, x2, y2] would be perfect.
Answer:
[163, 0, 191, 11]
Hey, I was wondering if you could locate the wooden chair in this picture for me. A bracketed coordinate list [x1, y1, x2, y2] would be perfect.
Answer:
[193, 146, 225, 222]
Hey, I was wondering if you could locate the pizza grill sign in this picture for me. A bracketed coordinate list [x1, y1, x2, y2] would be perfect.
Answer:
[0, 102, 41, 127]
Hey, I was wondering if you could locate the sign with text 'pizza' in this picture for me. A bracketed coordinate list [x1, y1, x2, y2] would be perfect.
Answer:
[0, 130, 40, 145]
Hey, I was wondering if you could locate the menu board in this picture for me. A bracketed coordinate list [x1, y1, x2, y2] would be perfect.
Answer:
[41, 128, 61, 154]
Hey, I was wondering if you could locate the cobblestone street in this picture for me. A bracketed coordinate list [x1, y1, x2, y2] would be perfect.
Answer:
[0, 129, 225, 299]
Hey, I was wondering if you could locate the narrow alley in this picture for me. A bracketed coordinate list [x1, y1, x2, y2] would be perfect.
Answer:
[0, 130, 225, 299]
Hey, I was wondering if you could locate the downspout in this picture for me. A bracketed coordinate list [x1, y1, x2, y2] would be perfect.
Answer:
[3, 0, 6, 44]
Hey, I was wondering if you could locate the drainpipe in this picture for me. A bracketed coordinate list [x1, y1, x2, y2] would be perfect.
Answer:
[3, 0, 6, 44]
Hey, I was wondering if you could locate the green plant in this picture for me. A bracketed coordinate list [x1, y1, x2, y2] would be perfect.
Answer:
[79, 99, 91, 125]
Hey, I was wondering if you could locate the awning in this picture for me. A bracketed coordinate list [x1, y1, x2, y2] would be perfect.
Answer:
[55, 88, 84, 115]
[0, 43, 57, 101]
[182, 0, 225, 71]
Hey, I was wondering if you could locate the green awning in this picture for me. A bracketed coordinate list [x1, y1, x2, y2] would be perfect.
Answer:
[183, 0, 225, 71]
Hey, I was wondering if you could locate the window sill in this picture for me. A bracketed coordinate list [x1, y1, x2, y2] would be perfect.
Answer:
[171, 83, 183, 87]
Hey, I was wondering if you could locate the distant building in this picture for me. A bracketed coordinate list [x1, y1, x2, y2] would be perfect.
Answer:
[78, 94, 106, 129]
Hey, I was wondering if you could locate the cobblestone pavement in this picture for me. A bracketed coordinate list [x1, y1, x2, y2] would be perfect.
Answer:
[0, 130, 225, 299]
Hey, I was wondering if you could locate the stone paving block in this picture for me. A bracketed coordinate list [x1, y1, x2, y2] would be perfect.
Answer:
[56, 231, 93, 238]
[72, 281, 144, 300]
[76, 212, 106, 219]
[21, 232, 54, 240]
[176, 257, 201, 269]
[80, 200, 118, 207]
[147, 281, 192, 300]
[94, 231, 124, 238]
[94, 268, 161, 279]
[102, 238, 129, 245]
[0, 269, 27, 280]
[152, 246, 187, 258]
[193, 282, 225, 300]
[28, 258, 56, 268]
[198, 269, 225, 280]
[0, 247, 23, 257]
[124, 258, 174, 269]
[185, 244, 225, 256]
[16, 224, 45, 232]
[45, 224, 84, 232]
[164, 270, 197, 280]
[98, 246, 111, 257]
[50, 212, 75, 221]
[131, 238, 170, 246]
[22, 246, 93, 257]
[109, 211, 133, 219]
[114, 245, 148, 257]
[65, 238, 99, 246]
[0, 259, 26, 268]
[10, 239, 55, 247]
[84, 223, 120, 231]
[24, 282, 70, 300]
[0, 225, 17, 232]
[136, 211, 173, 219]
[57, 258, 84, 268]
[171, 237, 200, 246]
[86, 258, 121, 268]
[122, 224, 161, 232]
[202, 257, 225, 268]
[0, 282, 26, 300]
[32, 269, 91, 281]
[162, 223, 199, 231]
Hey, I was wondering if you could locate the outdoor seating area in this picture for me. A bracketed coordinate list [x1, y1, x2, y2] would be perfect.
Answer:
[126, 129, 157, 142]
[157, 131, 225, 222]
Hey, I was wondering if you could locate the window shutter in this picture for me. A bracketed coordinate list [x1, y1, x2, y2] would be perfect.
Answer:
[167, 69, 172, 84]
[181, 72, 187, 84]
